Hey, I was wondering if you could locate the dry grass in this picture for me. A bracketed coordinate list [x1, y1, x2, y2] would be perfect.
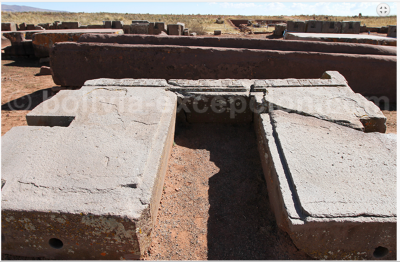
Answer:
[1, 12, 396, 34]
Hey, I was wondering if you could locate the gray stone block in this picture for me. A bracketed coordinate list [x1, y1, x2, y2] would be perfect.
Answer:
[2, 85, 177, 259]
[253, 71, 386, 133]
[255, 110, 396, 259]
[305, 20, 323, 33]
[321, 21, 341, 33]
[341, 21, 361, 34]
[286, 21, 306, 32]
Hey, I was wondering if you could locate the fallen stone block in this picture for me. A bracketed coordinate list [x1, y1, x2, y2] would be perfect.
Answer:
[285, 32, 397, 46]
[38, 23, 50, 30]
[255, 109, 396, 260]
[341, 21, 361, 34]
[131, 23, 149, 34]
[183, 28, 189, 36]
[214, 30, 221, 35]
[78, 34, 396, 56]
[252, 71, 387, 133]
[387, 25, 396, 38]
[103, 21, 112, 28]
[273, 23, 286, 36]
[167, 24, 182, 35]
[287, 21, 305, 32]
[18, 22, 26, 30]
[26, 24, 36, 30]
[190, 32, 197, 36]
[322, 21, 341, 33]
[2, 81, 177, 259]
[86, 24, 104, 29]
[50, 42, 397, 104]
[39, 66, 52, 75]
[155, 22, 166, 32]
[1, 22, 17, 32]
[112, 21, 124, 29]
[32, 29, 123, 58]
[305, 20, 323, 33]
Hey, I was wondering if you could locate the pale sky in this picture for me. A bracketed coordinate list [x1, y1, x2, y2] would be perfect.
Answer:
[1, 2, 398, 16]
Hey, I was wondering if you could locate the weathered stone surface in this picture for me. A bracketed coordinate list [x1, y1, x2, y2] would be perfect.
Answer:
[253, 71, 387, 133]
[183, 29, 189, 36]
[322, 21, 342, 33]
[78, 33, 396, 56]
[255, 110, 396, 260]
[305, 20, 323, 33]
[84, 78, 169, 87]
[155, 22, 166, 32]
[112, 21, 124, 29]
[31, 29, 123, 58]
[39, 66, 52, 75]
[287, 21, 306, 32]
[214, 30, 221, 35]
[57, 22, 80, 29]
[103, 20, 112, 28]
[131, 23, 149, 34]
[167, 24, 182, 35]
[285, 32, 397, 46]
[168, 79, 250, 92]
[1, 22, 17, 31]
[341, 21, 361, 34]
[2, 85, 177, 259]
[50, 42, 397, 104]
[273, 23, 286, 36]
[387, 25, 397, 38]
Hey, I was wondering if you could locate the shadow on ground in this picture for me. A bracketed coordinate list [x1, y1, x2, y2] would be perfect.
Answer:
[2, 88, 54, 111]
[174, 120, 311, 260]
[2, 58, 44, 68]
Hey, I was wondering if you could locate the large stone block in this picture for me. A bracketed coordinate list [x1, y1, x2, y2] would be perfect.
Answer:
[387, 25, 396, 38]
[167, 24, 183, 35]
[321, 21, 341, 33]
[341, 21, 361, 34]
[255, 110, 396, 260]
[77, 34, 396, 56]
[305, 20, 323, 33]
[1, 22, 17, 32]
[286, 21, 306, 32]
[285, 32, 397, 46]
[50, 42, 397, 104]
[273, 23, 286, 36]
[103, 20, 112, 28]
[2, 81, 177, 259]
[112, 21, 124, 29]
[57, 22, 80, 29]
[252, 71, 387, 133]
[32, 29, 123, 58]
[131, 23, 149, 34]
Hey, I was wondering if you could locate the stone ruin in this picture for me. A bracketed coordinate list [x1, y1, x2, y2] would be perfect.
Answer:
[1, 71, 396, 259]
[1, 32, 397, 260]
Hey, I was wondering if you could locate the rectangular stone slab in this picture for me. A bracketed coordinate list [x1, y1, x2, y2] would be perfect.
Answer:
[2, 86, 177, 259]
[254, 110, 396, 260]
[252, 71, 386, 133]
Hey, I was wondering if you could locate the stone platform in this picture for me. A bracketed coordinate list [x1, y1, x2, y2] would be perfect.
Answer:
[285, 32, 397, 46]
[255, 110, 396, 259]
[2, 81, 176, 259]
[1, 73, 395, 260]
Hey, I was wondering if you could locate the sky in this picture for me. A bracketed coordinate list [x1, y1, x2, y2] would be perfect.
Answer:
[1, 2, 398, 16]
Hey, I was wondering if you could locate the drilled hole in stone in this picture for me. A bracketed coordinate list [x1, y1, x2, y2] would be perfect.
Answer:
[373, 246, 389, 258]
[49, 238, 63, 249]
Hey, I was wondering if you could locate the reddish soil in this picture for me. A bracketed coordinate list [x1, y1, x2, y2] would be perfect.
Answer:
[143, 122, 311, 260]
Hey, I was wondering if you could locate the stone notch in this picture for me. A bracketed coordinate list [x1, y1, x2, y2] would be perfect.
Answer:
[255, 110, 396, 260]
[168, 79, 249, 92]
[252, 71, 386, 133]
[84, 78, 169, 87]
[2, 85, 177, 259]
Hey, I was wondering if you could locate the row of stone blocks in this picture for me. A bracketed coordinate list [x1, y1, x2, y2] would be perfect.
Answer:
[2, 72, 396, 259]
[287, 20, 361, 34]
[49, 34, 397, 104]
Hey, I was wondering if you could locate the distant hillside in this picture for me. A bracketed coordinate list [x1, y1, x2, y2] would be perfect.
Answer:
[1, 4, 66, 12]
